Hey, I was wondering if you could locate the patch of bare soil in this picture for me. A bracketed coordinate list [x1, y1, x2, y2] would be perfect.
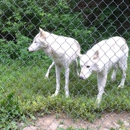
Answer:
[22, 112, 130, 130]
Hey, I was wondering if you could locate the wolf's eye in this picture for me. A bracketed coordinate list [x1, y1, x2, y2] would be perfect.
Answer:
[86, 65, 90, 68]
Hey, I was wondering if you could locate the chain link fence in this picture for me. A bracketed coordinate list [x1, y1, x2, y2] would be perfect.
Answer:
[0, 0, 130, 129]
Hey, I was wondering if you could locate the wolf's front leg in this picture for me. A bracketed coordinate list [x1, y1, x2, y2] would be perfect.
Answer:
[65, 67, 70, 97]
[51, 65, 61, 97]
[96, 72, 107, 107]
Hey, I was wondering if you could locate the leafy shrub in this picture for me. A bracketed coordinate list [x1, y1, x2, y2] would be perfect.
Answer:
[1, 0, 129, 62]
[0, 0, 100, 63]
[0, 36, 28, 64]
[0, 34, 52, 65]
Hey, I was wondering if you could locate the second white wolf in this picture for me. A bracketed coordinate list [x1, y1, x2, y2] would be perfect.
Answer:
[79, 36, 129, 106]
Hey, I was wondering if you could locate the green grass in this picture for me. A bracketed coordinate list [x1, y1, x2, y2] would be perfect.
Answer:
[0, 60, 130, 129]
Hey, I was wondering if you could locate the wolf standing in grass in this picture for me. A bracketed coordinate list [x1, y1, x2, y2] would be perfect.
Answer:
[79, 36, 129, 106]
[28, 28, 81, 97]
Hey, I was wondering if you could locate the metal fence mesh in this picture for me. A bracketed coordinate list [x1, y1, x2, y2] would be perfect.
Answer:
[0, 0, 130, 129]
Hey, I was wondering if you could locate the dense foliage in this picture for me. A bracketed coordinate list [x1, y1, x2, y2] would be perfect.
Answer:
[0, 0, 130, 63]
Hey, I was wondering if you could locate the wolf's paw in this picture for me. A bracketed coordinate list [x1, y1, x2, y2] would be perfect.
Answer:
[65, 92, 69, 98]
[51, 92, 59, 97]
[44, 74, 49, 79]
[95, 98, 101, 108]
[51, 94, 56, 97]
[118, 84, 124, 88]
[95, 101, 100, 108]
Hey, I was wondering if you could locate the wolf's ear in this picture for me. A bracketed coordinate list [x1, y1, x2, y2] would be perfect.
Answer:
[39, 28, 46, 38]
[93, 50, 99, 60]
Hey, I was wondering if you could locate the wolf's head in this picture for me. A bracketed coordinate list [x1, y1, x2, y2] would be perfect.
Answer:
[28, 28, 47, 52]
[79, 51, 99, 80]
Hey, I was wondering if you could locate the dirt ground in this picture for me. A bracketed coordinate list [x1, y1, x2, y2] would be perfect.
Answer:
[21, 112, 130, 130]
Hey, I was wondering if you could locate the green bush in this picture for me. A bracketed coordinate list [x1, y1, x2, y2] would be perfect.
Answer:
[0, 34, 52, 65]
[1, 0, 129, 62]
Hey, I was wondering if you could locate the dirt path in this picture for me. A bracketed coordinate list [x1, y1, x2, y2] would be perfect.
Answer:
[22, 112, 130, 130]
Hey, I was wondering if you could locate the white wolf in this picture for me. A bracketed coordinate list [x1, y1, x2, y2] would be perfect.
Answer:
[28, 28, 81, 97]
[79, 36, 129, 106]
